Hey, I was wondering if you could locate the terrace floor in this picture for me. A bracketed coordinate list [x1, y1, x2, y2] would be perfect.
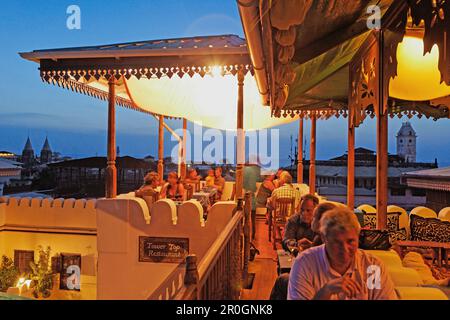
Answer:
[241, 216, 279, 300]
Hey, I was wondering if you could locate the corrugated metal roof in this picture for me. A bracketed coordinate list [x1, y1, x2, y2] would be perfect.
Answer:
[316, 165, 431, 178]
[21, 34, 248, 62]
[0, 159, 21, 170]
[403, 167, 450, 179]
[40, 34, 246, 52]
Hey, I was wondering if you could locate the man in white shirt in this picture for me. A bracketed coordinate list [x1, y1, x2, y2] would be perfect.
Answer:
[288, 207, 397, 300]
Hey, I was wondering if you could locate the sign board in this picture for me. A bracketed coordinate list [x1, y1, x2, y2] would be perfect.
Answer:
[59, 253, 81, 291]
[139, 237, 189, 263]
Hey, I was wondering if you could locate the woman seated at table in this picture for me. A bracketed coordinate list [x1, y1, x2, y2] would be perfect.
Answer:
[184, 168, 201, 192]
[161, 172, 186, 202]
[135, 172, 160, 207]
[255, 173, 276, 223]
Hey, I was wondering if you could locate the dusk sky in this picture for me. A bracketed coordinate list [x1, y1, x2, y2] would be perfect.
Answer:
[0, 0, 449, 167]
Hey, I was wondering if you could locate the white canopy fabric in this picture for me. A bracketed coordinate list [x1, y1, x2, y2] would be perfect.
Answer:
[123, 72, 297, 131]
[80, 72, 297, 131]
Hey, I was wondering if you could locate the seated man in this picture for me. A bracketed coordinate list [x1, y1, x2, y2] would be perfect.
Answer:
[281, 194, 319, 252]
[288, 206, 397, 300]
[185, 168, 202, 184]
[270, 201, 337, 300]
[269, 171, 301, 214]
[135, 172, 160, 207]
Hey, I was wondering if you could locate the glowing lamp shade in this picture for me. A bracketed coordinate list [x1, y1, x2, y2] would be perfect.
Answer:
[389, 35, 450, 101]
[124, 69, 297, 131]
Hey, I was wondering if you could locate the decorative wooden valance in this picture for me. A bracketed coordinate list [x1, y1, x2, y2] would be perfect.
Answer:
[42, 77, 179, 119]
[409, 0, 450, 85]
[39, 57, 253, 83]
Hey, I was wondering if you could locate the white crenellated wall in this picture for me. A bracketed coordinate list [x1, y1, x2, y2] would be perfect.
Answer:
[0, 196, 97, 300]
[0, 196, 96, 231]
[0, 195, 238, 300]
[96, 197, 237, 300]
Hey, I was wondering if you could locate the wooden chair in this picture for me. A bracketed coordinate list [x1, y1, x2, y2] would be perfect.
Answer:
[410, 206, 437, 219]
[272, 197, 295, 250]
[185, 184, 194, 200]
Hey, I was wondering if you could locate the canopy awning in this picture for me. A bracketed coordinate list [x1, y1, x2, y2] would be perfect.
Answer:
[20, 34, 298, 131]
[239, 0, 450, 120]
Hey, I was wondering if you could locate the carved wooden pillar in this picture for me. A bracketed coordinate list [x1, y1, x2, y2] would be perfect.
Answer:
[377, 30, 388, 230]
[347, 113, 355, 209]
[376, 109, 388, 230]
[105, 77, 117, 198]
[235, 69, 245, 200]
[180, 118, 187, 180]
[158, 115, 164, 184]
[297, 118, 304, 183]
[309, 115, 316, 195]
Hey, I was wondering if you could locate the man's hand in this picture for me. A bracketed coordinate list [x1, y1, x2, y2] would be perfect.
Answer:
[297, 238, 313, 250]
[314, 275, 362, 300]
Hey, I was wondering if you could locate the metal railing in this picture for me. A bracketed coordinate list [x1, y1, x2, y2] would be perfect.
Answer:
[147, 194, 252, 300]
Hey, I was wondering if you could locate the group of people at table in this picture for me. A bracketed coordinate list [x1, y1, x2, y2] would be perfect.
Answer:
[265, 171, 450, 300]
[134, 167, 226, 211]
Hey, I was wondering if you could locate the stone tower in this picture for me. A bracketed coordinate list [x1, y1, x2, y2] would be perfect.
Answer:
[396, 122, 417, 163]
[21, 136, 35, 167]
[40, 136, 53, 164]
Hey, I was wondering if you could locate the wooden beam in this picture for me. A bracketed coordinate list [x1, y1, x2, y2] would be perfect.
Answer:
[376, 30, 388, 230]
[297, 118, 304, 183]
[181, 118, 188, 180]
[105, 77, 117, 198]
[347, 114, 355, 209]
[235, 70, 245, 200]
[309, 115, 316, 195]
[158, 115, 164, 184]
[376, 111, 388, 230]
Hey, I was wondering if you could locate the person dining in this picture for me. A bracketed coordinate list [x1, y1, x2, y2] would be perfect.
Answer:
[135, 171, 160, 207]
[269, 201, 336, 300]
[161, 172, 186, 202]
[273, 168, 283, 188]
[213, 167, 226, 200]
[307, 201, 339, 248]
[281, 194, 319, 252]
[184, 168, 201, 191]
[205, 169, 215, 188]
[255, 173, 276, 224]
[185, 168, 201, 183]
[269, 171, 301, 211]
[288, 206, 397, 300]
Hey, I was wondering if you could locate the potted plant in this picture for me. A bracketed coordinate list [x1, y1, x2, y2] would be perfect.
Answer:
[29, 246, 54, 299]
[0, 255, 19, 292]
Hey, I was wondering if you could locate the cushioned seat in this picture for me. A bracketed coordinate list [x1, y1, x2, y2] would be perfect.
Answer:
[357, 204, 376, 214]
[388, 267, 423, 287]
[395, 286, 448, 300]
[410, 206, 437, 219]
[388, 205, 410, 237]
[365, 250, 403, 268]
[438, 207, 450, 222]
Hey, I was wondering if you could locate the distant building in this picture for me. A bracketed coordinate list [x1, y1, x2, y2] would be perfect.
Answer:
[0, 159, 22, 196]
[0, 151, 19, 162]
[48, 156, 156, 198]
[40, 136, 53, 164]
[397, 121, 417, 163]
[403, 167, 450, 212]
[306, 147, 435, 210]
[21, 137, 36, 168]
